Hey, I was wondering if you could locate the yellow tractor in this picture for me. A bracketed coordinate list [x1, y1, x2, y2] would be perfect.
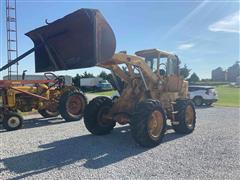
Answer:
[84, 49, 196, 147]
[0, 73, 87, 131]
[0, 8, 196, 147]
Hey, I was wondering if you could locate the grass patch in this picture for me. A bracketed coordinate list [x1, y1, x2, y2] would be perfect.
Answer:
[215, 85, 240, 107]
[88, 90, 117, 97]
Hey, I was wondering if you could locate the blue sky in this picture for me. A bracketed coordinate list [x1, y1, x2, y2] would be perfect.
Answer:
[0, 0, 239, 79]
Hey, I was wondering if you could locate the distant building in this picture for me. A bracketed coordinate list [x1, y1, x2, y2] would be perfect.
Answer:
[227, 62, 240, 82]
[211, 67, 227, 81]
[3, 74, 73, 86]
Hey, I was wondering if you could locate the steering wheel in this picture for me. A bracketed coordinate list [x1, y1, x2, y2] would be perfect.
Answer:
[44, 72, 58, 80]
[44, 72, 65, 88]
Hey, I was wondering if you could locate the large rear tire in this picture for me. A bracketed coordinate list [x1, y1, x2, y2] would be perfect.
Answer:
[130, 99, 166, 148]
[84, 96, 116, 135]
[38, 109, 59, 118]
[59, 90, 87, 122]
[3, 112, 23, 131]
[172, 99, 196, 134]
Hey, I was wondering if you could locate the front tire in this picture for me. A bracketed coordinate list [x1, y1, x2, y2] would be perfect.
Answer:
[130, 99, 166, 148]
[3, 112, 23, 131]
[59, 91, 87, 122]
[172, 100, 196, 134]
[84, 97, 116, 135]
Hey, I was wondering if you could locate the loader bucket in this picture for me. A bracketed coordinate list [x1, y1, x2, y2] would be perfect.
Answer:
[26, 8, 116, 72]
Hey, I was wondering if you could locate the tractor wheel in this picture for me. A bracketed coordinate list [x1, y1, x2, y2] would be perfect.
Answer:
[38, 109, 59, 118]
[193, 96, 203, 106]
[130, 99, 166, 148]
[172, 100, 196, 134]
[84, 96, 116, 135]
[59, 90, 87, 122]
[3, 112, 23, 131]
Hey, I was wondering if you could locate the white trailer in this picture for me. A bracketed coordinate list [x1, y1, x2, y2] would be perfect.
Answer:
[80, 77, 103, 88]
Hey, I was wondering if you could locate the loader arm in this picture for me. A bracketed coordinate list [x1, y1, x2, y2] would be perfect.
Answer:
[98, 53, 158, 84]
[97, 53, 161, 118]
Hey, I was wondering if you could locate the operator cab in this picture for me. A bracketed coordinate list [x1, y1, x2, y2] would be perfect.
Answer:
[135, 49, 180, 76]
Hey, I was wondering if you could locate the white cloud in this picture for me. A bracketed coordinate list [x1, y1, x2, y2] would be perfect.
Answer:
[209, 11, 240, 33]
[177, 43, 195, 50]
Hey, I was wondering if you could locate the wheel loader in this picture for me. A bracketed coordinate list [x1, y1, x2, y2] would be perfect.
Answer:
[0, 8, 196, 147]
[84, 49, 196, 147]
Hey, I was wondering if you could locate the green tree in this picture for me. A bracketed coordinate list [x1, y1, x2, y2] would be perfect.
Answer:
[98, 71, 108, 80]
[72, 74, 81, 88]
[80, 71, 95, 78]
[180, 64, 191, 79]
[188, 73, 200, 83]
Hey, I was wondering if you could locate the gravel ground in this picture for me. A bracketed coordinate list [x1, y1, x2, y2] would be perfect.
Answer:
[0, 106, 239, 179]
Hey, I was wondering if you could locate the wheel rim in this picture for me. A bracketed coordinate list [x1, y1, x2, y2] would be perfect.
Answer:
[185, 105, 194, 128]
[148, 110, 164, 140]
[66, 95, 84, 117]
[97, 106, 111, 127]
[8, 116, 20, 128]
